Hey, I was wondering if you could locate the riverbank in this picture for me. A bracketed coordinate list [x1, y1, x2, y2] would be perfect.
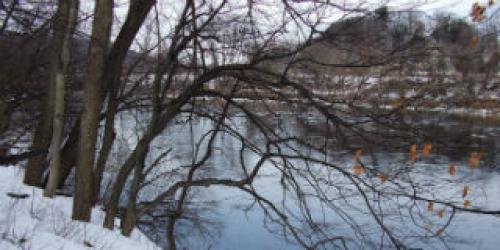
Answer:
[0, 166, 160, 250]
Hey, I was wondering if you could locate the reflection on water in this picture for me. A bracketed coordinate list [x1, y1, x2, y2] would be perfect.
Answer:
[113, 111, 500, 249]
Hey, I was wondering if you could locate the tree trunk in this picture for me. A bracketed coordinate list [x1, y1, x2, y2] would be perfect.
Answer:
[72, 0, 113, 222]
[56, 0, 155, 190]
[103, 76, 203, 228]
[23, 103, 52, 187]
[0, 100, 8, 159]
[121, 143, 149, 236]
[167, 217, 177, 250]
[103, 140, 142, 229]
[58, 117, 80, 187]
[24, 0, 67, 187]
[0, 100, 9, 136]
[44, 0, 79, 197]
[92, 91, 117, 205]
[43, 71, 65, 196]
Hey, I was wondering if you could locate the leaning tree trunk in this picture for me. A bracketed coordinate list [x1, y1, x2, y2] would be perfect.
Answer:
[92, 90, 117, 205]
[103, 71, 204, 228]
[44, 0, 79, 197]
[72, 0, 113, 222]
[121, 143, 149, 236]
[93, 0, 156, 207]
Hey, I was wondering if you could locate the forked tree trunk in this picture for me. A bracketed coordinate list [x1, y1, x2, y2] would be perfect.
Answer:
[93, 2, 157, 204]
[72, 0, 113, 222]
[44, 0, 79, 197]
[56, 0, 155, 191]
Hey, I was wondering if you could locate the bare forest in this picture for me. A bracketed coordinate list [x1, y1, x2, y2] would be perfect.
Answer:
[1, 0, 500, 249]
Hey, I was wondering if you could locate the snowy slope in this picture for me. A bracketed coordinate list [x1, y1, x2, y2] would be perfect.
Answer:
[0, 166, 160, 250]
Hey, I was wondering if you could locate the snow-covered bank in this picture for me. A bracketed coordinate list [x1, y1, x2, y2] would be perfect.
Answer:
[0, 166, 160, 250]
[377, 104, 500, 118]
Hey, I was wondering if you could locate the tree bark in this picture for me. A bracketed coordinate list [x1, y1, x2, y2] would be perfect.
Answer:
[58, 116, 80, 187]
[92, 91, 117, 205]
[103, 138, 144, 229]
[72, 0, 113, 222]
[23, 101, 52, 187]
[57, 0, 155, 190]
[92, 1, 155, 202]
[43, 71, 66, 195]
[23, 0, 67, 187]
[44, 0, 79, 197]
[166, 217, 177, 250]
[121, 143, 149, 236]
[0, 100, 9, 137]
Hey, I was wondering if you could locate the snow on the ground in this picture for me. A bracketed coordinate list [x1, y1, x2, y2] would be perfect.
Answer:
[0, 166, 160, 250]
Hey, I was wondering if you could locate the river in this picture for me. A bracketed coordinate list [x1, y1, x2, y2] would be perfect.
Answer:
[109, 109, 500, 249]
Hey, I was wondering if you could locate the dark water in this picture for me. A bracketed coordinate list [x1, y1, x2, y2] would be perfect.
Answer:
[111, 111, 500, 249]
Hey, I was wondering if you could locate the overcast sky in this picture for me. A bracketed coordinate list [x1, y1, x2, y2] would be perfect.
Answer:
[349, 0, 498, 18]
[420, 0, 479, 17]
[77, 0, 498, 50]
[81, 1, 498, 25]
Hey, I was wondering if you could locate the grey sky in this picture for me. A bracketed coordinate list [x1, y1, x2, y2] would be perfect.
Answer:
[76, 0, 498, 51]
[420, 0, 479, 17]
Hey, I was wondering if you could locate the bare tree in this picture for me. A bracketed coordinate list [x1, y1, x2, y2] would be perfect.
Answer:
[73, 0, 113, 221]
[0, 0, 56, 172]
[2, 1, 500, 249]
[44, 0, 79, 197]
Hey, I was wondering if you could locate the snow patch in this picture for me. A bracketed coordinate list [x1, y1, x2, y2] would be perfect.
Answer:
[0, 166, 160, 250]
